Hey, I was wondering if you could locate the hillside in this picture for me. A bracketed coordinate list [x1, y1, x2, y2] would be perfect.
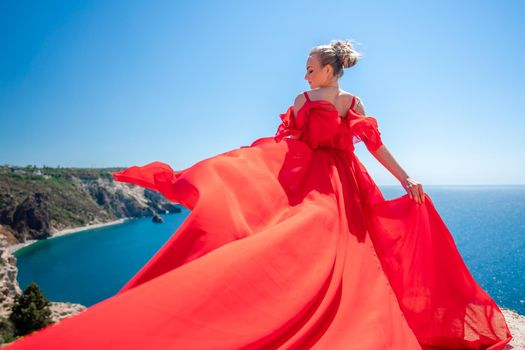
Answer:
[0, 165, 181, 246]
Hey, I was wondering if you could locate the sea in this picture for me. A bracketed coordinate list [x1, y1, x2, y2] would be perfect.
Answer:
[13, 185, 525, 315]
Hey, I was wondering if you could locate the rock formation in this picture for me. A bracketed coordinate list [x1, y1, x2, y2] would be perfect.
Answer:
[0, 235, 87, 344]
[0, 167, 182, 246]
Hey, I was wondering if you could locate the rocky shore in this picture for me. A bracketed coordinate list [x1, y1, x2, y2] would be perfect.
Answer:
[502, 308, 525, 349]
[0, 235, 87, 327]
[6, 218, 130, 254]
[0, 166, 181, 250]
[0, 166, 183, 345]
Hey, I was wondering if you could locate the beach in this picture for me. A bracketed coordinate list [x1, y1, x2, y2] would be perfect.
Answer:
[7, 218, 130, 254]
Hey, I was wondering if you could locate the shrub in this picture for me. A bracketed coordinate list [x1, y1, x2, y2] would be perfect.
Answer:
[0, 316, 17, 344]
[9, 282, 52, 336]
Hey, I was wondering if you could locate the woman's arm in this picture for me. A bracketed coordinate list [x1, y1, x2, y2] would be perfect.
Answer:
[369, 145, 409, 183]
[354, 97, 425, 204]
[370, 145, 425, 204]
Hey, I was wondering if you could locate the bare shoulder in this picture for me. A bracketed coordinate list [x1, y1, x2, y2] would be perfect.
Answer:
[342, 91, 365, 115]
[336, 90, 363, 114]
[353, 96, 366, 115]
[293, 92, 307, 113]
[338, 91, 355, 104]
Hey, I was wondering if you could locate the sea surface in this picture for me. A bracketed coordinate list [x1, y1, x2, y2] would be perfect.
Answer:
[14, 185, 525, 315]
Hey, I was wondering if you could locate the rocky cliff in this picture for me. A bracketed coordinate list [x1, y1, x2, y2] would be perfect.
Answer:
[0, 235, 87, 345]
[0, 165, 181, 246]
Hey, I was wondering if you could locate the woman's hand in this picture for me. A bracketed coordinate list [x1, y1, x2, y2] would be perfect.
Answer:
[401, 176, 425, 204]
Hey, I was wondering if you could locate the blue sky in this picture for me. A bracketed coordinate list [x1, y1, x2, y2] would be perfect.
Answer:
[1, 0, 523, 185]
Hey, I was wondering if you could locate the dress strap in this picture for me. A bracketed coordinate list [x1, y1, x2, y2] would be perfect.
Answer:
[303, 91, 310, 102]
[349, 96, 356, 110]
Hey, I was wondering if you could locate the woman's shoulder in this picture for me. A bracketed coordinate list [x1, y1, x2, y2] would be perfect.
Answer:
[339, 90, 357, 104]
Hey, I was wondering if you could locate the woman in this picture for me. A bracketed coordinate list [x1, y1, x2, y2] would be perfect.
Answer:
[3, 40, 512, 349]
[300, 42, 425, 205]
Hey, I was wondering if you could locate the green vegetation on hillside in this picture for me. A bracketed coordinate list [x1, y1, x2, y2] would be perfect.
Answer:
[0, 165, 180, 244]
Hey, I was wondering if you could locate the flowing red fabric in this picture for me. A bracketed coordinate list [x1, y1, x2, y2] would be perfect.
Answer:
[4, 92, 512, 349]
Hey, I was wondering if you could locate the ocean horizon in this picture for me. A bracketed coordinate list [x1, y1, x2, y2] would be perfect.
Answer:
[14, 184, 525, 315]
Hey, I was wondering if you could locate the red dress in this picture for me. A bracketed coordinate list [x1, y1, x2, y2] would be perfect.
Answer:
[4, 92, 512, 349]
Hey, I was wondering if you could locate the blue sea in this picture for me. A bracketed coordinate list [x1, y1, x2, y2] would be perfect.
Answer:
[14, 185, 525, 315]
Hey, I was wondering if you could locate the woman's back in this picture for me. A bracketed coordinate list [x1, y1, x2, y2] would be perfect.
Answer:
[302, 88, 356, 118]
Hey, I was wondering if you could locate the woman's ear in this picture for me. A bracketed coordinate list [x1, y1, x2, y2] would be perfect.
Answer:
[323, 64, 332, 76]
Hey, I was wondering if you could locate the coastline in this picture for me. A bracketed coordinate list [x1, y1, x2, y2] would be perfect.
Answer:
[7, 218, 130, 254]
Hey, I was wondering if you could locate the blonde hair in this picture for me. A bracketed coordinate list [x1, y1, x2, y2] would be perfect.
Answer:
[310, 39, 362, 78]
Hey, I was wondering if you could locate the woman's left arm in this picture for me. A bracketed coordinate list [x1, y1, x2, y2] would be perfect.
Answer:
[370, 145, 425, 204]
[354, 96, 425, 204]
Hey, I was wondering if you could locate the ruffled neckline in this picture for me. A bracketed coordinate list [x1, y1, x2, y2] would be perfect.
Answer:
[274, 97, 384, 152]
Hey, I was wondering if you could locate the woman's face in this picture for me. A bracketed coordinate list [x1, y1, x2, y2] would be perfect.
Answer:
[304, 54, 332, 88]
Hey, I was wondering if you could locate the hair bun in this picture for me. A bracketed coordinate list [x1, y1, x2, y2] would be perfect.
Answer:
[309, 39, 363, 79]
[330, 39, 361, 69]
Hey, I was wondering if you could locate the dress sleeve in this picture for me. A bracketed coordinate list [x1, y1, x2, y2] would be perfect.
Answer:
[348, 115, 384, 152]
[274, 106, 303, 142]
[112, 161, 186, 204]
